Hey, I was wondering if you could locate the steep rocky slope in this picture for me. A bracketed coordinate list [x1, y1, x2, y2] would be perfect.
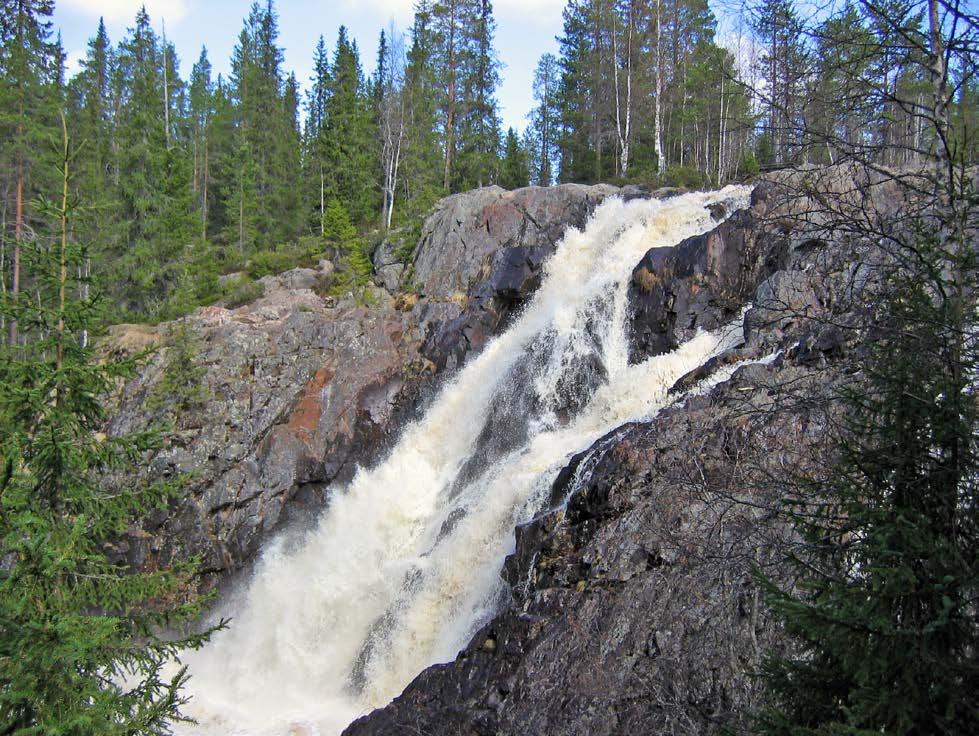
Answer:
[108, 171, 875, 734]
[105, 183, 654, 585]
[343, 174, 873, 735]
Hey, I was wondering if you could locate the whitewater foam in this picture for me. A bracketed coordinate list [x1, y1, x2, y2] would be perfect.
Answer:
[176, 186, 752, 736]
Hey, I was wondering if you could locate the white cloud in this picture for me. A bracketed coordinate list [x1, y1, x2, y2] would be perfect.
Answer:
[60, 0, 189, 25]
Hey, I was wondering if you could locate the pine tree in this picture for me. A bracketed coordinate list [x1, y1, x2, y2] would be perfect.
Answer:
[529, 53, 560, 185]
[751, 0, 808, 165]
[431, 0, 466, 190]
[0, 113, 220, 736]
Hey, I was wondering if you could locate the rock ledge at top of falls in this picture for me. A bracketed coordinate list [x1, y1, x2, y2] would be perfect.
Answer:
[104, 182, 653, 586]
[411, 183, 646, 301]
[411, 183, 667, 372]
[343, 170, 889, 736]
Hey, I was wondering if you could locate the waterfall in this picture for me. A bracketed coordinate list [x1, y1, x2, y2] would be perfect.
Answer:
[177, 186, 752, 736]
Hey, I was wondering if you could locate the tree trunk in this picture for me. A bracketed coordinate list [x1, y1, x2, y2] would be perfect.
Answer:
[57, 115, 69, 376]
[927, 0, 950, 182]
[202, 136, 209, 240]
[8, 169, 23, 345]
[654, 0, 664, 174]
[613, 0, 633, 177]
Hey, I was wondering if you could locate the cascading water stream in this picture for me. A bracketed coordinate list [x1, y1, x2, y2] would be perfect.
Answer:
[177, 186, 752, 736]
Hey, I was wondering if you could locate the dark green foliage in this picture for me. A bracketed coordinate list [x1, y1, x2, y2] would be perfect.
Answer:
[0, 115, 220, 736]
[247, 250, 296, 278]
[222, 275, 265, 308]
[0, 0, 61, 341]
[319, 27, 378, 224]
[147, 323, 209, 419]
[454, 0, 502, 189]
[499, 127, 529, 189]
[528, 53, 559, 186]
[323, 198, 358, 244]
[400, 1, 445, 219]
[225, 1, 303, 252]
[757, 188, 979, 735]
[323, 199, 371, 293]
[109, 9, 195, 316]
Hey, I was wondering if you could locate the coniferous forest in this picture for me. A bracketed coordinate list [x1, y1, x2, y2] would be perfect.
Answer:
[1, 0, 974, 326]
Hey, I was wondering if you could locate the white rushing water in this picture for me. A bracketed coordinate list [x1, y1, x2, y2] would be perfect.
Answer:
[177, 185, 751, 736]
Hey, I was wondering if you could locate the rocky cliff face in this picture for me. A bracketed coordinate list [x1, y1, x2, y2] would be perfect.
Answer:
[109, 173, 871, 734]
[106, 183, 648, 585]
[411, 183, 649, 372]
[343, 175, 871, 736]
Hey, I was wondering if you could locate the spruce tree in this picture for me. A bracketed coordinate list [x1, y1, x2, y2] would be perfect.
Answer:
[499, 127, 529, 189]
[111, 7, 194, 318]
[401, 1, 444, 218]
[189, 47, 215, 241]
[323, 198, 370, 291]
[227, 1, 301, 250]
[65, 17, 116, 316]
[320, 27, 378, 225]
[305, 35, 331, 235]
[758, 200, 979, 733]
[0, 114, 220, 736]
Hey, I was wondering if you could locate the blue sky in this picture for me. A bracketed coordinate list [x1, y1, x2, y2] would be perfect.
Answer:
[53, 0, 568, 133]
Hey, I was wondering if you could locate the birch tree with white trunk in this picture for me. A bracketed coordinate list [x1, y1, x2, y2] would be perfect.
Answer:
[612, 0, 636, 176]
[379, 27, 408, 229]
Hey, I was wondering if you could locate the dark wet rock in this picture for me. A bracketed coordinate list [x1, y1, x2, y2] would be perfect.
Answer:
[344, 356, 842, 736]
[627, 185, 792, 364]
[344, 171, 882, 736]
[414, 183, 664, 371]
